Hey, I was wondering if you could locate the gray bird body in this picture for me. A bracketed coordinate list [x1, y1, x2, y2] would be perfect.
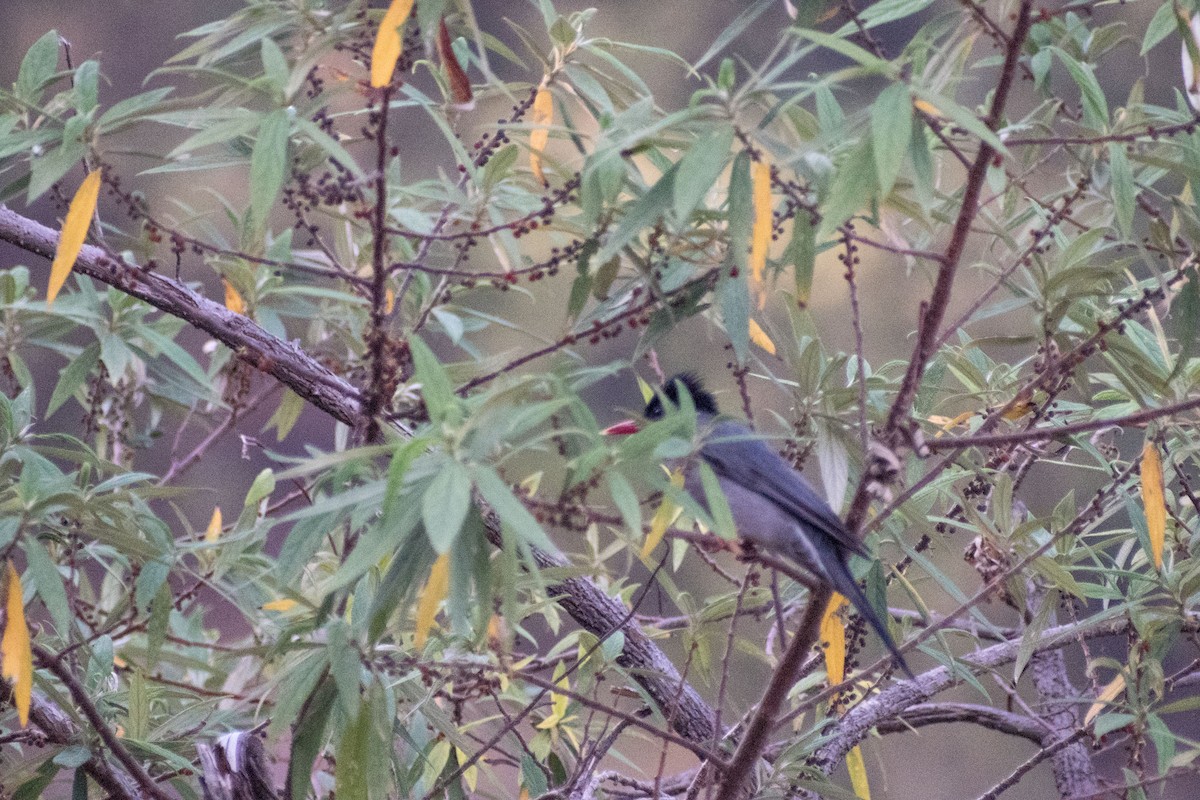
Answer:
[607, 374, 911, 676]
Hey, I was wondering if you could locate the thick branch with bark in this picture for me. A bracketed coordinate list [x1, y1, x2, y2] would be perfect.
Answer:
[0, 205, 363, 425]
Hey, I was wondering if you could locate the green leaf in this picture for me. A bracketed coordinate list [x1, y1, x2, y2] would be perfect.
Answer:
[422, 459, 472, 553]
[97, 88, 174, 131]
[692, 0, 774, 71]
[264, 388, 305, 440]
[260, 38, 288, 93]
[818, 137, 874, 238]
[871, 83, 912, 197]
[249, 108, 290, 233]
[792, 29, 891, 73]
[722, 150, 752, 363]
[16, 31, 60, 102]
[697, 461, 736, 540]
[787, 210, 816, 305]
[473, 465, 555, 552]
[73, 60, 100, 114]
[1172, 263, 1200, 379]
[1141, 3, 1177, 55]
[328, 620, 361, 717]
[25, 539, 70, 635]
[1052, 48, 1108, 130]
[1108, 142, 1134, 237]
[911, 88, 1007, 155]
[606, 472, 642, 537]
[673, 127, 734, 220]
[145, 582, 172, 668]
[287, 677, 335, 798]
[47, 342, 100, 418]
[243, 468, 276, 513]
[594, 162, 678, 264]
[409, 334, 455, 419]
[294, 117, 366, 179]
[28, 120, 87, 203]
[382, 437, 428, 529]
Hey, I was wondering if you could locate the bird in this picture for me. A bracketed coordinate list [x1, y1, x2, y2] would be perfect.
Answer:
[603, 372, 912, 677]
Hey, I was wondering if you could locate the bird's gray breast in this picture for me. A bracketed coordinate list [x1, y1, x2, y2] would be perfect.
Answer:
[682, 466, 809, 553]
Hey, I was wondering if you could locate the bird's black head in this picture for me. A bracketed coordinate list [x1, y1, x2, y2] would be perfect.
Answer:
[645, 373, 720, 420]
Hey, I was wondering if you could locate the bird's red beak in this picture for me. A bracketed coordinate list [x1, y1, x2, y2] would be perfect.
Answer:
[601, 419, 641, 436]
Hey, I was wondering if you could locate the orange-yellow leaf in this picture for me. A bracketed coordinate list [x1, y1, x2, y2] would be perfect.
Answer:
[1, 561, 32, 726]
[47, 170, 102, 308]
[205, 507, 223, 543]
[641, 469, 684, 559]
[223, 278, 246, 315]
[846, 745, 871, 799]
[262, 598, 298, 612]
[370, 0, 415, 88]
[1085, 673, 1126, 726]
[1001, 387, 1035, 421]
[749, 158, 772, 299]
[748, 319, 776, 355]
[454, 746, 478, 791]
[819, 592, 849, 686]
[436, 17, 474, 109]
[415, 553, 450, 648]
[385, 286, 396, 314]
[1141, 442, 1166, 570]
[529, 87, 553, 186]
[913, 98, 942, 118]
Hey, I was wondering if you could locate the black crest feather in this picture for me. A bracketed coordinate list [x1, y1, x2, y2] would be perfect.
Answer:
[645, 373, 720, 419]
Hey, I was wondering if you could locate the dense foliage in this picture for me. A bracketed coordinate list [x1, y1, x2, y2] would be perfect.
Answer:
[3, 1, 1200, 798]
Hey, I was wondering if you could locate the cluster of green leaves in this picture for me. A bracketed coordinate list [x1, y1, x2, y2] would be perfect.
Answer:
[8, 0, 1200, 798]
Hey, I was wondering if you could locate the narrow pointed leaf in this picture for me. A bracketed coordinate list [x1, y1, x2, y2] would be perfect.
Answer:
[47, 170, 102, 307]
[371, 0, 415, 88]
[1, 561, 32, 726]
[1141, 441, 1166, 570]
[414, 553, 450, 648]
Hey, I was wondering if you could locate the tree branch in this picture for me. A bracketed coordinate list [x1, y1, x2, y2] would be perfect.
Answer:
[34, 644, 173, 800]
[0, 205, 363, 426]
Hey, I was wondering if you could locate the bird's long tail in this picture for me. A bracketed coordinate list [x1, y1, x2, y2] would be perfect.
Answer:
[825, 557, 914, 679]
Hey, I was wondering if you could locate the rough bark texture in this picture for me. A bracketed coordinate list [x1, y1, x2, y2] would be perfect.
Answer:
[1027, 588, 1100, 799]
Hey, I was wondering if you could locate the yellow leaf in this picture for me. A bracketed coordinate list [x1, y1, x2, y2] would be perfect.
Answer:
[263, 598, 298, 612]
[641, 470, 684, 559]
[529, 87, 553, 186]
[415, 553, 450, 648]
[47, 170, 102, 308]
[846, 745, 871, 799]
[1001, 387, 1035, 420]
[370, 0, 415, 88]
[1, 561, 32, 726]
[537, 667, 571, 730]
[1141, 442, 1166, 570]
[455, 746, 478, 791]
[913, 98, 942, 118]
[205, 507, 223, 543]
[749, 158, 772, 301]
[385, 286, 396, 314]
[637, 375, 654, 404]
[520, 471, 543, 496]
[819, 592, 849, 686]
[223, 278, 246, 315]
[748, 318, 776, 355]
[1085, 674, 1126, 726]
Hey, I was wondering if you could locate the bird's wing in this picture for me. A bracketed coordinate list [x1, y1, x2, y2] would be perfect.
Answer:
[698, 420, 869, 557]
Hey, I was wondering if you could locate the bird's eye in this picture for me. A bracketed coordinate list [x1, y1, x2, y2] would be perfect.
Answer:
[645, 399, 663, 419]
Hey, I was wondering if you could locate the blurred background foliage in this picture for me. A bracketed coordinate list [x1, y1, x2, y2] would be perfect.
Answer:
[3, 1, 1200, 799]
